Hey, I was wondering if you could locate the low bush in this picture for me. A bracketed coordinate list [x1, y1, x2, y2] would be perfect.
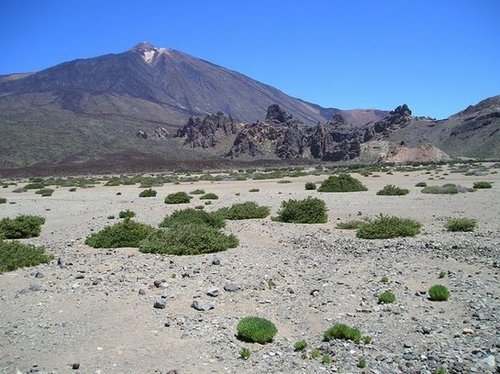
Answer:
[324, 323, 361, 343]
[322, 354, 332, 365]
[160, 208, 225, 229]
[216, 202, 270, 220]
[358, 358, 367, 369]
[13, 188, 27, 193]
[139, 224, 238, 255]
[236, 316, 277, 344]
[165, 192, 191, 204]
[473, 181, 492, 189]
[421, 184, 474, 194]
[273, 197, 327, 224]
[249, 188, 260, 192]
[240, 347, 251, 360]
[415, 182, 427, 187]
[376, 185, 409, 196]
[119, 209, 136, 219]
[24, 182, 45, 190]
[35, 188, 54, 197]
[378, 291, 396, 304]
[139, 189, 157, 197]
[0, 197, 6, 204]
[190, 189, 205, 195]
[305, 182, 317, 190]
[445, 217, 477, 232]
[200, 193, 219, 200]
[0, 215, 45, 239]
[318, 174, 367, 193]
[439, 271, 446, 279]
[69, 187, 77, 192]
[293, 340, 308, 351]
[336, 219, 366, 230]
[85, 220, 154, 248]
[0, 240, 53, 272]
[428, 285, 450, 301]
[356, 214, 421, 239]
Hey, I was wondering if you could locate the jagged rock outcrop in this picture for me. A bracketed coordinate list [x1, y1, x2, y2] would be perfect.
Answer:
[136, 126, 170, 139]
[175, 112, 239, 149]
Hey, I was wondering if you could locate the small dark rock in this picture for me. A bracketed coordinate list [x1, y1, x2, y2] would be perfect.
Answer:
[224, 283, 239, 292]
[71, 363, 80, 370]
[192, 300, 215, 311]
[153, 298, 166, 309]
[138, 288, 146, 295]
[212, 256, 221, 265]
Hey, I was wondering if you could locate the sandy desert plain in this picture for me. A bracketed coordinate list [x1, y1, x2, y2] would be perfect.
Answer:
[0, 163, 499, 374]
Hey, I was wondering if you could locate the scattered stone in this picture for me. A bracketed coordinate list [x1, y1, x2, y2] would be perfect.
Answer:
[224, 283, 239, 292]
[463, 328, 475, 335]
[72, 363, 80, 370]
[212, 256, 221, 265]
[192, 300, 215, 311]
[206, 287, 219, 297]
[138, 289, 146, 295]
[34, 272, 44, 278]
[153, 298, 166, 309]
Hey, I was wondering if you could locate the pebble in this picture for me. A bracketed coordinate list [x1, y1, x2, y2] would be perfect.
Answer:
[206, 287, 219, 297]
[224, 283, 239, 292]
[191, 300, 215, 311]
[153, 298, 166, 309]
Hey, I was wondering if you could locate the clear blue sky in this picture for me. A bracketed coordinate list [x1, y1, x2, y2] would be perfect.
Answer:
[1, 0, 499, 119]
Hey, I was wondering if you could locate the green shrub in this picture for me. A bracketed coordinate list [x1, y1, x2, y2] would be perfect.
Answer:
[363, 335, 372, 344]
[236, 316, 277, 344]
[324, 324, 361, 343]
[473, 181, 492, 189]
[422, 183, 474, 194]
[119, 209, 136, 219]
[273, 197, 327, 224]
[356, 214, 421, 239]
[139, 224, 238, 255]
[445, 217, 476, 232]
[358, 358, 367, 368]
[311, 349, 320, 359]
[378, 291, 396, 304]
[336, 219, 365, 230]
[318, 174, 367, 193]
[0, 197, 6, 204]
[204, 201, 212, 205]
[322, 354, 332, 365]
[139, 189, 157, 197]
[85, 220, 154, 248]
[200, 193, 219, 200]
[376, 185, 409, 196]
[249, 188, 260, 192]
[0, 240, 53, 272]
[435, 368, 447, 374]
[24, 182, 45, 190]
[216, 202, 270, 220]
[0, 215, 45, 239]
[13, 188, 27, 193]
[190, 189, 205, 195]
[69, 187, 77, 192]
[160, 208, 225, 229]
[305, 182, 317, 190]
[240, 347, 251, 360]
[35, 188, 54, 197]
[294, 340, 308, 351]
[165, 192, 191, 204]
[428, 285, 450, 301]
[381, 276, 389, 284]
[439, 271, 446, 279]
[194, 205, 204, 210]
[415, 182, 427, 187]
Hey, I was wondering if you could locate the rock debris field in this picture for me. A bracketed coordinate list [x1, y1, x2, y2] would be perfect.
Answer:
[0, 165, 499, 373]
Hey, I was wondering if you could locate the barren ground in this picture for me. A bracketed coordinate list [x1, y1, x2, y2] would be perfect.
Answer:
[0, 165, 499, 373]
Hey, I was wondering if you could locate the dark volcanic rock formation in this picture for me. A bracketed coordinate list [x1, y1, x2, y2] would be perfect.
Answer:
[175, 112, 239, 149]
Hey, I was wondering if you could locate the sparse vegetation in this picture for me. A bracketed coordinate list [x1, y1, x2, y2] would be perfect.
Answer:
[190, 189, 205, 194]
[421, 184, 474, 194]
[311, 349, 320, 359]
[216, 202, 270, 220]
[358, 358, 367, 368]
[35, 188, 54, 197]
[378, 291, 396, 304]
[139, 188, 157, 197]
[356, 214, 421, 239]
[415, 182, 427, 187]
[305, 182, 316, 190]
[139, 224, 238, 255]
[439, 271, 446, 279]
[336, 219, 365, 230]
[381, 276, 389, 284]
[324, 324, 361, 343]
[363, 335, 372, 345]
[0, 240, 53, 272]
[445, 217, 477, 232]
[200, 192, 219, 200]
[322, 354, 332, 365]
[85, 220, 154, 248]
[164, 192, 191, 204]
[119, 209, 136, 219]
[24, 182, 45, 190]
[236, 316, 277, 344]
[376, 184, 409, 196]
[160, 208, 225, 229]
[273, 197, 327, 224]
[473, 181, 492, 189]
[0, 197, 6, 204]
[0, 215, 45, 239]
[428, 285, 450, 301]
[318, 174, 367, 193]
[293, 340, 308, 351]
[240, 347, 251, 360]
[249, 188, 260, 192]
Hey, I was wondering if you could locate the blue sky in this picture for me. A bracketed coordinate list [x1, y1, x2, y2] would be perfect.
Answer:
[0, 0, 499, 119]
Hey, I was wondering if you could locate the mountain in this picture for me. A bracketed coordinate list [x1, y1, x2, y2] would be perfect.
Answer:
[0, 42, 498, 176]
[0, 42, 388, 174]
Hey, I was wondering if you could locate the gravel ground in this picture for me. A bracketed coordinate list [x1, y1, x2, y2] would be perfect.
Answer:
[0, 166, 499, 373]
